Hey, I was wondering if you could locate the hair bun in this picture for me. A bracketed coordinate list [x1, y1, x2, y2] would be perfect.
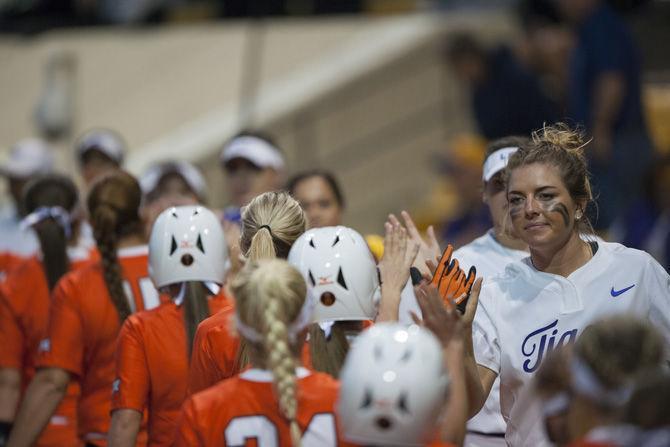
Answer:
[532, 123, 589, 155]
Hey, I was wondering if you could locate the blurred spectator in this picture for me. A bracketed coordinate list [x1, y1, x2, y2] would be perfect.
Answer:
[611, 155, 670, 271]
[0, 139, 54, 260]
[139, 160, 207, 236]
[219, 131, 285, 223]
[75, 128, 126, 187]
[517, 0, 574, 110]
[559, 0, 652, 230]
[287, 169, 385, 261]
[445, 32, 560, 140]
[287, 170, 344, 228]
[436, 134, 491, 248]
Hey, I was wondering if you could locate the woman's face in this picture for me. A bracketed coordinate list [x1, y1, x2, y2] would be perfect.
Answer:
[507, 163, 580, 251]
[292, 176, 343, 229]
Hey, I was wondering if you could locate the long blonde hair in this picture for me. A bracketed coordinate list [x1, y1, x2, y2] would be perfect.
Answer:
[236, 191, 306, 368]
[232, 259, 307, 447]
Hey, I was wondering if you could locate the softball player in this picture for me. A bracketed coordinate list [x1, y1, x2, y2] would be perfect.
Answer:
[462, 125, 670, 447]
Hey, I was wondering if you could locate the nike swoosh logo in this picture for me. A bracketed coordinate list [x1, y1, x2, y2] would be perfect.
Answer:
[611, 284, 635, 297]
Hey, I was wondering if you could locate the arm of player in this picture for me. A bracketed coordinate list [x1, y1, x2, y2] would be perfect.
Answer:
[108, 409, 142, 447]
[0, 368, 20, 443]
[460, 280, 497, 418]
[6, 367, 69, 447]
[377, 220, 420, 322]
[109, 318, 150, 447]
[411, 282, 468, 446]
[0, 293, 23, 426]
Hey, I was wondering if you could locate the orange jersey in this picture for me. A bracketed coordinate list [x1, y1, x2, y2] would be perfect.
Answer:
[176, 368, 355, 446]
[36, 245, 161, 446]
[0, 251, 26, 279]
[187, 307, 239, 395]
[0, 255, 93, 447]
[188, 308, 313, 395]
[112, 291, 233, 446]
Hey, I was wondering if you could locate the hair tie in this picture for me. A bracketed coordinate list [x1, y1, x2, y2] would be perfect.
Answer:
[20, 206, 72, 238]
[258, 224, 273, 236]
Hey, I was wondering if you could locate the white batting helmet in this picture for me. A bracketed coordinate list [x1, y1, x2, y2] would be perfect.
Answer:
[338, 323, 450, 446]
[287, 226, 379, 322]
[149, 205, 227, 288]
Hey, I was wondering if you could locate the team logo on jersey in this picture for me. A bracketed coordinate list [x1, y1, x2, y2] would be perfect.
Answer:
[610, 284, 635, 297]
[521, 320, 577, 373]
[38, 338, 51, 353]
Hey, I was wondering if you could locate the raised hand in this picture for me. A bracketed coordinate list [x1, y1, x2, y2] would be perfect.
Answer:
[388, 211, 441, 277]
[430, 245, 477, 313]
[376, 219, 420, 322]
[378, 219, 420, 294]
[411, 282, 463, 349]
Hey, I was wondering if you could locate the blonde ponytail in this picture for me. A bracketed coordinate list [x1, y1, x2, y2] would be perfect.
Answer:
[236, 191, 306, 368]
[248, 226, 277, 261]
[232, 260, 307, 447]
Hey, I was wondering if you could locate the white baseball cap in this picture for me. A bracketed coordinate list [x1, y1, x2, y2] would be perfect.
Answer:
[75, 128, 126, 165]
[220, 135, 285, 171]
[140, 160, 207, 202]
[482, 146, 519, 182]
[0, 138, 55, 179]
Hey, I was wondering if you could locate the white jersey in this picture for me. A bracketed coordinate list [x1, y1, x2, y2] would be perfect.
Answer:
[473, 241, 670, 447]
[454, 231, 527, 447]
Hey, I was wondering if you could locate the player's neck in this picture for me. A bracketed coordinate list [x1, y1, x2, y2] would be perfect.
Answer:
[530, 232, 592, 277]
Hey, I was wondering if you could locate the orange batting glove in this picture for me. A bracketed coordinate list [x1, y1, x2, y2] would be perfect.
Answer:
[430, 244, 477, 313]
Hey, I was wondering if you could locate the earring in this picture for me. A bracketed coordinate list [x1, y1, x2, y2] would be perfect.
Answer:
[575, 210, 583, 221]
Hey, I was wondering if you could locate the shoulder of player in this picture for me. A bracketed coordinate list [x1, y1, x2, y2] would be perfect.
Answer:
[210, 291, 235, 314]
[189, 376, 243, 413]
[453, 232, 491, 259]
[198, 307, 234, 334]
[597, 241, 653, 261]
[594, 241, 661, 275]
[1, 257, 43, 295]
[123, 302, 178, 330]
[301, 371, 340, 396]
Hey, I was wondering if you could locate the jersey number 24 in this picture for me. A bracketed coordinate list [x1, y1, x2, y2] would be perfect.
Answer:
[225, 413, 337, 446]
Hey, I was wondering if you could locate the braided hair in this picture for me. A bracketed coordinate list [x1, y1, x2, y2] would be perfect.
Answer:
[87, 171, 142, 322]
